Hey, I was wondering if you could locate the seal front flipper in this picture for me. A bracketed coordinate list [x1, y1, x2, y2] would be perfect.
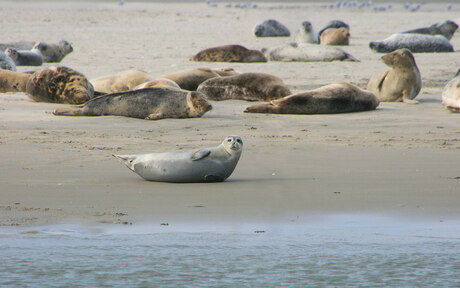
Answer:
[204, 174, 225, 182]
[112, 154, 137, 172]
[191, 149, 211, 161]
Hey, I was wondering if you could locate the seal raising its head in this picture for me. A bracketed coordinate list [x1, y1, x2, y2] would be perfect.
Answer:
[190, 45, 267, 63]
[113, 135, 243, 183]
[32, 40, 73, 62]
[402, 20, 458, 40]
[294, 21, 319, 44]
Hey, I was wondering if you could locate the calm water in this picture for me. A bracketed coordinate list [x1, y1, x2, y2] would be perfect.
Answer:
[1, 215, 459, 287]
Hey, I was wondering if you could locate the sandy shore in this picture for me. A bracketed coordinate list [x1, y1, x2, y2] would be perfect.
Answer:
[0, 1, 459, 228]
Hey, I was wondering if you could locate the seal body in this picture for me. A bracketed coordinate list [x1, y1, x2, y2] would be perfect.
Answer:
[113, 135, 243, 183]
[318, 20, 350, 42]
[0, 41, 36, 51]
[212, 67, 240, 77]
[53, 87, 212, 120]
[402, 20, 458, 40]
[91, 68, 152, 94]
[197, 72, 291, 101]
[31, 40, 73, 62]
[0, 51, 16, 71]
[5, 48, 43, 66]
[262, 42, 359, 62]
[367, 48, 421, 103]
[26, 66, 94, 104]
[320, 27, 350, 45]
[190, 45, 267, 63]
[294, 21, 319, 44]
[244, 82, 379, 114]
[441, 76, 460, 112]
[0, 70, 31, 93]
[160, 67, 220, 91]
[134, 78, 180, 90]
[253, 19, 290, 37]
[369, 34, 454, 53]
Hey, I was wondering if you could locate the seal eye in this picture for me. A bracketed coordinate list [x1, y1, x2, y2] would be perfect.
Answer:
[236, 139, 242, 144]
[227, 139, 232, 142]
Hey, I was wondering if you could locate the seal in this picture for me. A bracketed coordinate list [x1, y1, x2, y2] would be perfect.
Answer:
[402, 20, 458, 40]
[91, 68, 152, 94]
[441, 76, 460, 112]
[318, 20, 350, 42]
[160, 67, 221, 91]
[294, 21, 319, 44]
[262, 42, 359, 62]
[112, 135, 243, 183]
[244, 82, 379, 114]
[190, 45, 267, 63]
[320, 27, 350, 45]
[134, 78, 180, 90]
[26, 66, 94, 104]
[31, 40, 73, 62]
[369, 34, 454, 53]
[53, 87, 212, 120]
[0, 51, 16, 71]
[5, 48, 43, 66]
[0, 41, 36, 51]
[367, 48, 421, 103]
[253, 19, 290, 37]
[197, 72, 291, 101]
[0, 70, 31, 93]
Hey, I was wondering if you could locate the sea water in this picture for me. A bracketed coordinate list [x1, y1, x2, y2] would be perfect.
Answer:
[1, 214, 459, 287]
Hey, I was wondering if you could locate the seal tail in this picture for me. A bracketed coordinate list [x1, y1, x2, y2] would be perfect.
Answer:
[244, 103, 276, 114]
[52, 105, 86, 116]
[112, 154, 136, 172]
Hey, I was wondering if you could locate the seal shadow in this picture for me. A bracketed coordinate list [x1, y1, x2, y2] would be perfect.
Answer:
[418, 97, 441, 103]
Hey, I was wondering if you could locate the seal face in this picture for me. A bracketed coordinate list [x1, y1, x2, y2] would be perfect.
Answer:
[197, 72, 291, 101]
[0, 51, 16, 71]
[25, 66, 94, 104]
[31, 40, 73, 63]
[113, 135, 243, 183]
[244, 82, 379, 114]
[0, 70, 31, 93]
[253, 19, 291, 37]
[402, 20, 458, 40]
[294, 21, 319, 44]
[160, 68, 221, 91]
[320, 27, 350, 45]
[190, 45, 267, 63]
[5, 48, 43, 66]
[441, 76, 460, 112]
[367, 48, 421, 103]
[262, 42, 359, 62]
[91, 68, 152, 94]
[369, 33, 454, 53]
[53, 87, 212, 120]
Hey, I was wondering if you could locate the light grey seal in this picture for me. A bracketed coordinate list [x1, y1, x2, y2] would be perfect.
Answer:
[294, 21, 319, 44]
[262, 42, 359, 62]
[253, 19, 290, 37]
[402, 20, 458, 40]
[244, 82, 379, 114]
[318, 20, 350, 42]
[5, 48, 43, 66]
[113, 135, 243, 183]
[31, 40, 73, 62]
[441, 76, 460, 112]
[0, 41, 36, 51]
[369, 33, 454, 53]
[0, 51, 16, 71]
[53, 87, 212, 120]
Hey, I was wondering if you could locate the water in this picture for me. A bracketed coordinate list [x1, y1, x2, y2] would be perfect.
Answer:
[1, 215, 459, 287]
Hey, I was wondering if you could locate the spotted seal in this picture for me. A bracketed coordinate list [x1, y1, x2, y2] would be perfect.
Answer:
[113, 135, 243, 183]
[253, 19, 290, 37]
[320, 27, 350, 45]
[369, 34, 454, 53]
[197, 72, 291, 101]
[0, 70, 31, 93]
[190, 45, 267, 63]
[160, 67, 221, 91]
[31, 40, 73, 62]
[53, 87, 212, 120]
[91, 68, 152, 94]
[367, 48, 421, 103]
[0, 51, 16, 71]
[5, 48, 43, 66]
[441, 76, 460, 112]
[294, 21, 319, 44]
[402, 20, 458, 40]
[244, 82, 379, 114]
[262, 42, 359, 62]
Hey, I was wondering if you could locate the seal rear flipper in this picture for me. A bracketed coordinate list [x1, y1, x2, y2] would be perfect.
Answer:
[52, 105, 86, 116]
[343, 52, 360, 62]
[204, 174, 225, 182]
[112, 154, 137, 172]
[191, 149, 211, 161]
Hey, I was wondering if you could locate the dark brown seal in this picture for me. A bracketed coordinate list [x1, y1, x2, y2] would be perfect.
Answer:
[190, 45, 267, 63]
[197, 72, 291, 101]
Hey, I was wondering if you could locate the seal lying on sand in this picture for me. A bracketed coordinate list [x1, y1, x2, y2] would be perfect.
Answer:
[294, 21, 319, 44]
[31, 40, 73, 62]
[318, 20, 350, 42]
[5, 48, 43, 66]
[0, 41, 36, 51]
[26, 66, 94, 104]
[402, 20, 458, 40]
[197, 72, 291, 101]
[369, 34, 454, 53]
[320, 27, 350, 45]
[0, 70, 31, 93]
[0, 51, 16, 71]
[253, 19, 290, 37]
[91, 68, 152, 94]
[244, 82, 379, 114]
[113, 135, 243, 183]
[160, 68, 221, 91]
[262, 42, 359, 62]
[441, 76, 460, 112]
[367, 48, 421, 103]
[190, 45, 267, 63]
[53, 87, 212, 120]
[134, 78, 180, 90]
[212, 67, 240, 77]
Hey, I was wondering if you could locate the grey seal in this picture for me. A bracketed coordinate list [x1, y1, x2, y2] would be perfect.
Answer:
[113, 135, 243, 183]
[31, 40, 73, 62]
[0, 41, 36, 51]
[244, 82, 379, 114]
[190, 45, 267, 63]
[53, 87, 212, 120]
[262, 42, 359, 62]
[402, 20, 458, 40]
[253, 19, 290, 37]
[369, 33, 454, 53]
[5, 48, 43, 66]
[441, 76, 460, 112]
[0, 51, 16, 71]
[294, 21, 319, 44]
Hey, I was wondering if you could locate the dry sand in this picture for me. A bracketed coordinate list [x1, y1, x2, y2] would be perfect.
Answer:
[0, 1, 459, 228]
